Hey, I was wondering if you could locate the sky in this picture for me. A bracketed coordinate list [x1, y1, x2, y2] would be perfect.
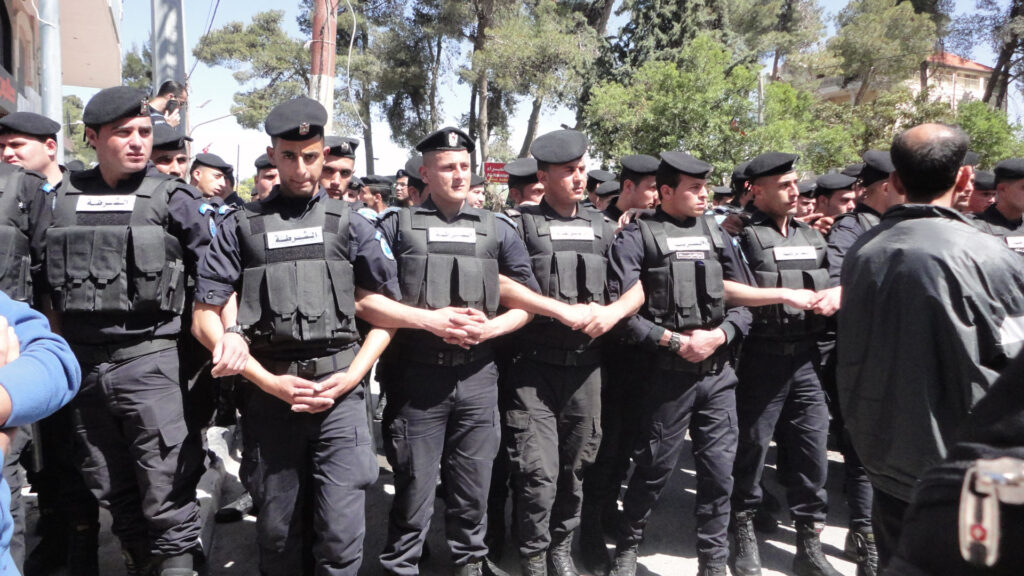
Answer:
[66, 0, 1011, 182]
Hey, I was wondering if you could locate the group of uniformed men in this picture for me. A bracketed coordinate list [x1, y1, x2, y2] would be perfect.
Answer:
[0, 83, 1020, 576]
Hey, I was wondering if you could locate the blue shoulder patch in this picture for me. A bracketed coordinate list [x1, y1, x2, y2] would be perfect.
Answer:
[41, 182, 54, 195]
[198, 202, 214, 216]
[357, 207, 379, 221]
[375, 230, 394, 260]
[217, 204, 237, 215]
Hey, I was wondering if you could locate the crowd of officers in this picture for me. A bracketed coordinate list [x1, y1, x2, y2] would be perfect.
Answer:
[0, 82, 1019, 576]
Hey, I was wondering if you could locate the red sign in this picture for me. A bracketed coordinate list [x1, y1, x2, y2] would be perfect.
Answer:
[484, 162, 508, 184]
[0, 68, 17, 113]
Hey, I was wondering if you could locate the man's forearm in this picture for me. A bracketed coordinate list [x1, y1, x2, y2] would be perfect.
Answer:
[355, 288, 447, 331]
[345, 328, 394, 384]
[485, 309, 532, 340]
[499, 275, 565, 319]
[606, 282, 645, 321]
[724, 280, 789, 307]
[192, 302, 228, 352]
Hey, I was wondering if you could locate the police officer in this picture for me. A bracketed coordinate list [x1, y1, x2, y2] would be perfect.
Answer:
[321, 135, 359, 199]
[603, 155, 660, 224]
[253, 153, 279, 201]
[730, 152, 842, 576]
[374, 127, 593, 576]
[604, 151, 756, 576]
[149, 123, 192, 180]
[507, 130, 639, 576]
[585, 169, 614, 208]
[35, 86, 211, 576]
[189, 153, 234, 201]
[973, 158, 1024, 254]
[403, 156, 427, 206]
[358, 175, 394, 214]
[593, 180, 619, 213]
[965, 168, 997, 214]
[505, 157, 544, 209]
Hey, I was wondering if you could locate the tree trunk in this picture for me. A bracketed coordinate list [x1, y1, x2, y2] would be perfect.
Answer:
[429, 34, 442, 130]
[853, 68, 873, 106]
[468, 83, 478, 173]
[983, 0, 1022, 105]
[584, 0, 615, 35]
[478, 73, 489, 169]
[771, 52, 781, 80]
[474, 1, 492, 174]
[360, 93, 374, 174]
[519, 96, 543, 158]
[920, 60, 928, 93]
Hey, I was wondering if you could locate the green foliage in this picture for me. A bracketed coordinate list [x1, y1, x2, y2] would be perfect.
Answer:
[235, 176, 255, 201]
[611, 0, 730, 70]
[956, 100, 1024, 167]
[728, 0, 824, 70]
[62, 95, 95, 165]
[122, 44, 152, 90]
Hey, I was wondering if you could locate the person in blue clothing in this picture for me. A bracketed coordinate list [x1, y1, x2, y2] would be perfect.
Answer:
[0, 291, 81, 572]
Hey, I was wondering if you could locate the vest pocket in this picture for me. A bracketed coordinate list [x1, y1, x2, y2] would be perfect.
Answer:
[89, 228, 130, 311]
[0, 227, 18, 278]
[482, 259, 499, 315]
[45, 228, 69, 289]
[399, 254, 427, 306]
[804, 268, 830, 291]
[265, 262, 298, 319]
[130, 226, 178, 313]
[554, 251, 579, 301]
[425, 253, 454, 309]
[327, 260, 356, 317]
[644, 266, 672, 319]
[531, 254, 552, 297]
[579, 253, 607, 304]
[237, 267, 265, 328]
[671, 260, 698, 315]
[456, 257, 485, 305]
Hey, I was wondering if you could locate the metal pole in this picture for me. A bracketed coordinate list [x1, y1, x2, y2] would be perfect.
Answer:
[309, 1, 337, 134]
[38, 0, 63, 159]
[151, 0, 189, 128]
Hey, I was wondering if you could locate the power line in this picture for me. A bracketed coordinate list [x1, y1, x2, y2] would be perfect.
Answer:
[187, 0, 222, 82]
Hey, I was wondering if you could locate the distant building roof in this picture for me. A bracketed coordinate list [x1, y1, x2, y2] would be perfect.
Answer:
[928, 52, 993, 73]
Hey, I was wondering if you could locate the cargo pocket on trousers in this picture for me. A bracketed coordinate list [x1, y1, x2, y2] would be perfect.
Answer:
[505, 409, 540, 474]
[384, 417, 414, 477]
[577, 417, 602, 469]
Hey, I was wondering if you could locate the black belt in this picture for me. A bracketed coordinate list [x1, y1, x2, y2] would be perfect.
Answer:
[259, 346, 358, 380]
[72, 337, 177, 365]
[523, 346, 602, 367]
[405, 345, 494, 367]
[654, 351, 728, 375]
[746, 338, 817, 356]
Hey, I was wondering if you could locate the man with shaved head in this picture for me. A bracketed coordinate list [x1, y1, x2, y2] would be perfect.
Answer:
[838, 123, 1024, 570]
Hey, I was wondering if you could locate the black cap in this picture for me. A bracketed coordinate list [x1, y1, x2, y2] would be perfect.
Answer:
[963, 150, 980, 166]
[860, 150, 894, 187]
[841, 163, 864, 178]
[530, 130, 588, 164]
[815, 173, 857, 194]
[658, 151, 712, 178]
[264, 97, 327, 141]
[797, 180, 817, 197]
[994, 158, 1024, 183]
[416, 127, 475, 154]
[745, 152, 798, 180]
[348, 175, 363, 190]
[405, 155, 425, 189]
[254, 153, 274, 170]
[620, 154, 660, 175]
[66, 159, 86, 172]
[152, 123, 192, 150]
[595, 180, 620, 197]
[586, 169, 614, 191]
[325, 136, 359, 158]
[83, 86, 150, 127]
[0, 112, 60, 138]
[505, 158, 539, 188]
[361, 175, 392, 189]
[711, 185, 734, 197]
[470, 173, 486, 187]
[192, 153, 232, 173]
[732, 161, 752, 186]
[974, 169, 996, 190]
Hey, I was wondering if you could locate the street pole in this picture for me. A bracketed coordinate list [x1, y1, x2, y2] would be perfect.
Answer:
[310, 1, 338, 134]
[38, 0, 63, 159]
[151, 0, 188, 128]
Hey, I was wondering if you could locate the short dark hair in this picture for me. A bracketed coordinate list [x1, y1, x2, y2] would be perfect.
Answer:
[654, 163, 682, 195]
[156, 80, 187, 99]
[536, 159, 552, 173]
[891, 124, 969, 203]
[619, 167, 652, 188]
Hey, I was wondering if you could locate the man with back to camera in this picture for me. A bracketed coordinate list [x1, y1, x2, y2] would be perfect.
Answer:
[838, 123, 1024, 570]
[321, 136, 359, 200]
[148, 80, 188, 129]
[972, 158, 1024, 255]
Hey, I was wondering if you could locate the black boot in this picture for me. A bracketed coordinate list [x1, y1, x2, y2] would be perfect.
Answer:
[609, 544, 638, 576]
[548, 533, 579, 576]
[844, 527, 878, 576]
[67, 521, 100, 576]
[731, 510, 762, 576]
[24, 511, 68, 575]
[454, 558, 510, 576]
[121, 543, 151, 576]
[793, 522, 842, 576]
[697, 557, 727, 576]
[485, 507, 505, 562]
[154, 553, 197, 576]
[579, 504, 611, 576]
[214, 492, 254, 523]
[520, 552, 548, 576]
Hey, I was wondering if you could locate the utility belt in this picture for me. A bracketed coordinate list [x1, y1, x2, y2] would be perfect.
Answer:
[258, 345, 358, 380]
[72, 337, 177, 366]
[521, 345, 602, 367]
[404, 342, 494, 367]
[654, 350, 729, 375]
[745, 336, 819, 356]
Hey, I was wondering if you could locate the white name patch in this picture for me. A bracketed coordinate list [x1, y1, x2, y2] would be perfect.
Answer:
[550, 226, 595, 241]
[1006, 236, 1024, 252]
[675, 251, 706, 260]
[76, 195, 136, 212]
[666, 237, 710, 251]
[773, 246, 817, 261]
[266, 227, 324, 249]
[428, 227, 476, 243]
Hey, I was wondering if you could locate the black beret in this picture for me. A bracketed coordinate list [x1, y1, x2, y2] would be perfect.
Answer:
[361, 175, 392, 192]
[254, 153, 275, 170]
[264, 97, 327, 140]
[405, 156, 425, 189]
[348, 175, 363, 190]
[152, 123, 192, 150]
[994, 158, 1024, 182]
[620, 154, 660, 175]
[530, 130, 588, 164]
[745, 152, 798, 180]
[711, 185, 734, 197]
[816, 173, 857, 194]
[841, 163, 864, 178]
[0, 112, 60, 138]
[505, 157, 538, 180]
[860, 150, 894, 187]
[325, 136, 359, 158]
[963, 150, 980, 166]
[83, 86, 150, 127]
[732, 161, 752, 183]
[586, 169, 615, 191]
[192, 153, 232, 173]
[658, 151, 712, 178]
[797, 180, 817, 197]
[470, 173, 486, 187]
[974, 169, 995, 190]
[66, 159, 86, 172]
[416, 127, 475, 154]
[595, 180, 620, 197]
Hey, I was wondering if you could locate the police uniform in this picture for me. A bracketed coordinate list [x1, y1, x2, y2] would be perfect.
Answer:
[194, 98, 391, 576]
[730, 152, 841, 576]
[35, 86, 211, 574]
[606, 152, 753, 575]
[972, 159, 1024, 255]
[376, 127, 538, 576]
[501, 130, 611, 576]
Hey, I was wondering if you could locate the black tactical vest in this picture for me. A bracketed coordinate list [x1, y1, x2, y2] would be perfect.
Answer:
[833, 208, 880, 235]
[638, 212, 727, 331]
[234, 197, 358, 354]
[394, 206, 501, 317]
[46, 173, 185, 314]
[519, 205, 610, 306]
[740, 217, 829, 338]
[0, 165, 32, 302]
[974, 213, 1024, 255]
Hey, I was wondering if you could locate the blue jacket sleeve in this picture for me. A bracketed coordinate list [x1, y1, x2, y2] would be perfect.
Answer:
[0, 295, 80, 427]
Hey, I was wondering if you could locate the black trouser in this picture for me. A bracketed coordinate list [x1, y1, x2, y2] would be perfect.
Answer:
[872, 489, 909, 571]
[732, 341, 829, 524]
[3, 424, 30, 572]
[71, 344, 204, 557]
[243, 348, 378, 576]
[380, 356, 501, 575]
[618, 365, 738, 563]
[506, 355, 602, 557]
